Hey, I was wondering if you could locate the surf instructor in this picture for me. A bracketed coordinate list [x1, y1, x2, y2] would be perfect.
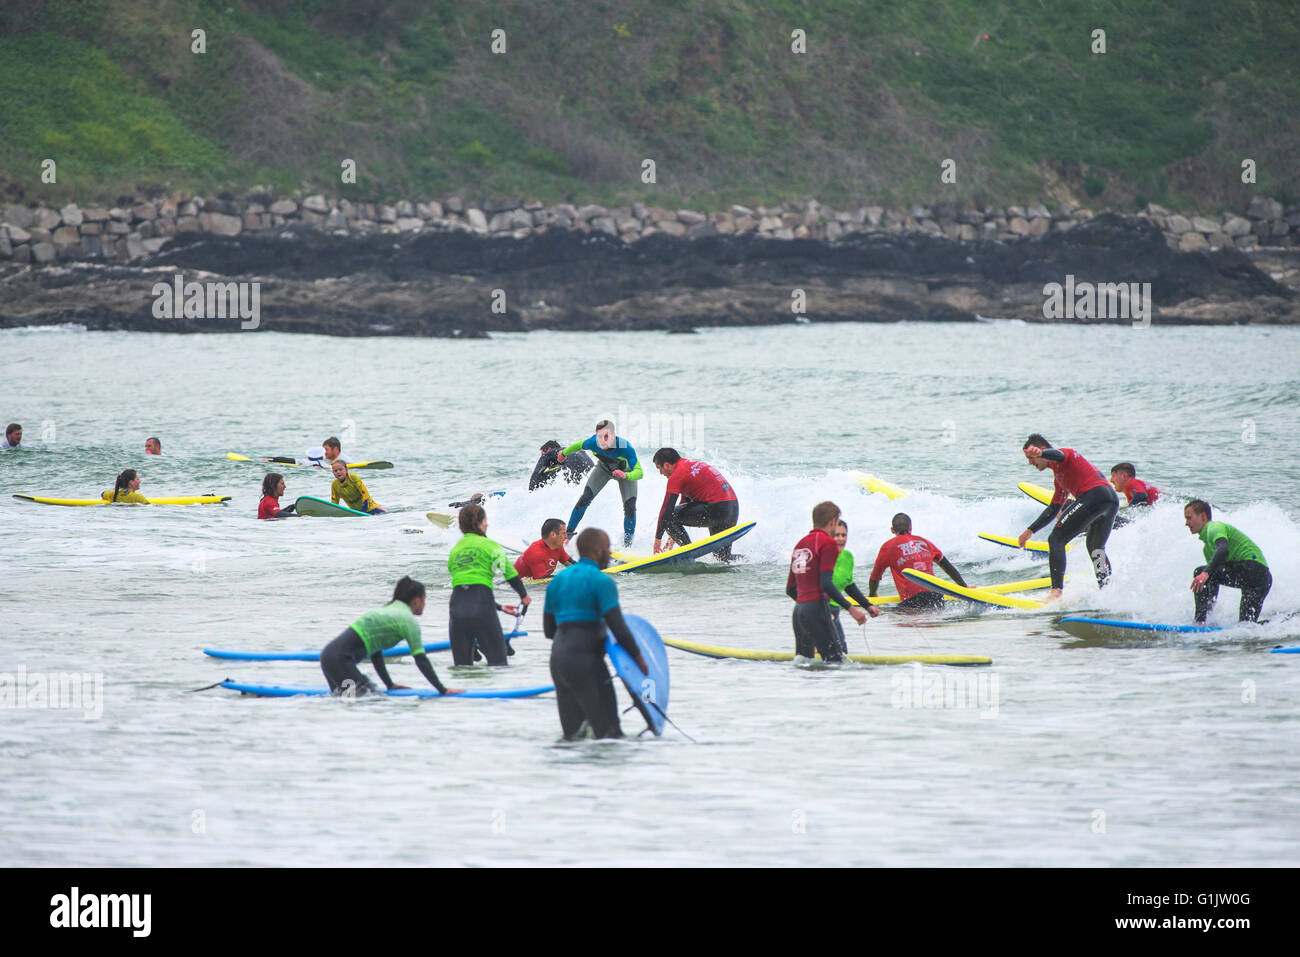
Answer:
[544, 527, 647, 740]
[447, 503, 530, 666]
[557, 420, 642, 546]
[787, 501, 872, 663]
[1184, 499, 1271, 624]
[1017, 434, 1118, 599]
[651, 448, 740, 559]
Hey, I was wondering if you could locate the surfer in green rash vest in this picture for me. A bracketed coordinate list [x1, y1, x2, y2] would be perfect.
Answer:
[330, 460, 384, 514]
[1185, 499, 1271, 624]
[828, 519, 879, 651]
[556, 420, 642, 546]
[447, 503, 531, 666]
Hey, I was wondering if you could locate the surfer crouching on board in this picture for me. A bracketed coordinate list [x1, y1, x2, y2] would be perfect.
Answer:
[1185, 500, 1271, 624]
[1018, 435, 1118, 600]
[447, 503, 530, 666]
[544, 528, 647, 739]
[1110, 462, 1159, 506]
[787, 501, 875, 663]
[330, 460, 384, 514]
[557, 420, 642, 546]
[529, 440, 593, 490]
[319, 576, 462, 696]
[257, 473, 297, 519]
[828, 519, 877, 651]
[651, 448, 740, 560]
[869, 513, 968, 612]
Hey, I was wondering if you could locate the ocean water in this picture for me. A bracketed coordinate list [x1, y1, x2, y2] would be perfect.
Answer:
[2, 321, 1298, 865]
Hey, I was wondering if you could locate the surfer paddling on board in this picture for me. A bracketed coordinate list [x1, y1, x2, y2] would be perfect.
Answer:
[787, 501, 877, 663]
[544, 527, 647, 739]
[319, 576, 462, 697]
[515, 518, 575, 580]
[828, 519, 877, 651]
[1185, 500, 1271, 624]
[330, 460, 384, 514]
[529, 440, 593, 491]
[651, 448, 741, 560]
[102, 469, 150, 504]
[557, 420, 642, 546]
[869, 513, 968, 613]
[257, 473, 297, 519]
[447, 503, 530, 666]
[1018, 435, 1118, 600]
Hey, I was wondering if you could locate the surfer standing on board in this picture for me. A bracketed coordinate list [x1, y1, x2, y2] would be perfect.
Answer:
[544, 528, 647, 739]
[1184, 500, 1271, 624]
[1018, 434, 1118, 600]
[869, 513, 968, 612]
[651, 448, 741, 559]
[557, 420, 642, 546]
[787, 501, 873, 663]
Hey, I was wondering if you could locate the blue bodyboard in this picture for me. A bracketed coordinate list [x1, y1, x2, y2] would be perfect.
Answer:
[605, 613, 670, 736]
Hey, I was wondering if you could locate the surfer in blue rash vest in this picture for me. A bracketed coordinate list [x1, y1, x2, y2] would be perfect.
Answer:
[544, 527, 647, 739]
[556, 420, 643, 546]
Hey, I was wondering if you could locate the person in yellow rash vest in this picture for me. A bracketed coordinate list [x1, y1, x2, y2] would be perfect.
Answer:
[102, 469, 150, 504]
[330, 460, 384, 514]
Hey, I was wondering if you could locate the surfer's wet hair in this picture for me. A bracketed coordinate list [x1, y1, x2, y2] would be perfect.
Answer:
[595, 419, 614, 433]
[576, 527, 609, 558]
[541, 518, 566, 537]
[392, 576, 425, 605]
[1111, 462, 1136, 477]
[112, 469, 138, 501]
[458, 503, 486, 534]
[653, 448, 681, 467]
[1023, 434, 1052, 449]
[323, 437, 341, 451]
[812, 501, 840, 528]
[261, 473, 284, 497]
[1186, 499, 1212, 519]
[892, 513, 912, 534]
[4, 423, 19, 439]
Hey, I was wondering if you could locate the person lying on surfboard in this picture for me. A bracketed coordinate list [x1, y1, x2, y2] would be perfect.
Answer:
[1185, 499, 1271, 624]
[257, 473, 297, 519]
[544, 527, 647, 740]
[787, 501, 874, 663]
[1017, 434, 1118, 600]
[319, 576, 462, 697]
[102, 469, 150, 504]
[515, 518, 575, 579]
[828, 519, 878, 651]
[321, 436, 346, 467]
[329, 460, 384, 514]
[447, 503, 530, 666]
[651, 448, 741, 560]
[1110, 463, 1159, 506]
[868, 513, 968, 613]
[529, 440, 593, 491]
[557, 420, 643, 546]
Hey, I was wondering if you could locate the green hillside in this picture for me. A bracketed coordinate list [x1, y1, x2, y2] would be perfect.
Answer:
[1, 0, 1297, 211]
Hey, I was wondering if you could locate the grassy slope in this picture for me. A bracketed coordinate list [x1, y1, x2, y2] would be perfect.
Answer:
[0, 0, 1296, 210]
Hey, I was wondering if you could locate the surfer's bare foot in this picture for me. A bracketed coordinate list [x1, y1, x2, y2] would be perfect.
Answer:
[1046, 589, 1063, 601]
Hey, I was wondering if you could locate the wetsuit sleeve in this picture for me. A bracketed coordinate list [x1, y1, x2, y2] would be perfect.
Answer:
[412, 654, 447, 694]
[1028, 502, 1064, 533]
[786, 565, 797, 601]
[819, 570, 852, 611]
[602, 606, 641, 657]
[507, 576, 527, 599]
[1204, 537, 1230, 577]
[561, 439, 588, 457]
[656, 493, 680, 539]
[841, 582, 872, 609]
[529, 452, 556, 491]
[1129, 490, 1149, 506]
[622, 456, 644, 481]
[1040, 449, 1066, 463]
[371, 652, 395, 689]
[543, 612, 557, 640]
[937, 556, 967, 588]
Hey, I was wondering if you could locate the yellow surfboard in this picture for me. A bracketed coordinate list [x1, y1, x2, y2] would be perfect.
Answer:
[526, 522, 755, 585]
[852, 576, 1055, 605]
[227, 452, 392, 469]
[855, 472, 909, 499]
[663, 637, 990, 666]
[1018, 481, 1057, 506]
[14, 493, 231, 506]
[901, 569, 1047, 609]
[978, 533, 1068, 553]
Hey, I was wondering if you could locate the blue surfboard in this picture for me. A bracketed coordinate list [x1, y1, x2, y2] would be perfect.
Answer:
[1058, 617, 1222, 639]
[202, 631, 527, 661]
[606, 613, 670, 736]
[219, 680, 552, 699]
[1271, 646, 1300, 654]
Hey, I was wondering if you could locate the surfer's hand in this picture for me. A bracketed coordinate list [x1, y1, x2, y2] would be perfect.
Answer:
[390, 684, 411, 690]
[520, 595, 532, 608]
[635, 654, 649, 673]
[501, 604, 518, 616]
[612, 468, 626, 479]
[652, 540, 662, 554]
[555, 451, 565, 463]
[1191, 572, 1209, 592]
[1017, 529, 1032, 547]
[1025, 445, 1043, 457]
[866, 604, 881, 618]
[849, 607, 868, 625]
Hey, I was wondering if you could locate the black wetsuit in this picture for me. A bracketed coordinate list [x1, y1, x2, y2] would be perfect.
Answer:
[1029, 455, 1119, 590]
[529, 449, 593, 491]
[320, 628, 378, 695]
[658, 498, 741, 559]
[449, 580, 525, 666]
[1194, 538, 1272, 623]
